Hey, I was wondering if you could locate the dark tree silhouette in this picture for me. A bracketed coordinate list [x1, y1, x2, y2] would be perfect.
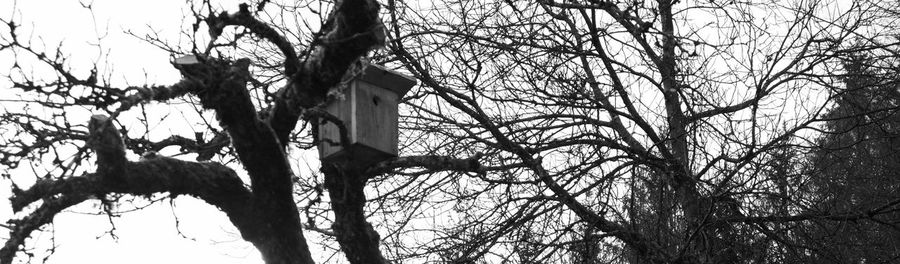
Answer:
[1, 1, 399, 263]
[787, 55, 900, 263]
[380, 0, 900, 263]
[3, 0, 900, 264]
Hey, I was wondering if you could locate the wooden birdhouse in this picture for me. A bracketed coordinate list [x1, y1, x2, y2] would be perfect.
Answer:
[318, 64, 416, 167]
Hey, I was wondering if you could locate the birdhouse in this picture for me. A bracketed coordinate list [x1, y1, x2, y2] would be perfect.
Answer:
[318, 64, 416, 167]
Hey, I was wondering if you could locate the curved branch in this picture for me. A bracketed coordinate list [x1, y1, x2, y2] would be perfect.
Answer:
[3, 157, 257, 264]
[205, 3, 300, 76]
[3, 153, 255, 264]
[116, 79, 203, 112]
[2, 114, 296, 264]
[268, 0, 384, 146]
[1, 193, 90, 264]
[174, 47, 315, 264]
[123, 132, 230, 162]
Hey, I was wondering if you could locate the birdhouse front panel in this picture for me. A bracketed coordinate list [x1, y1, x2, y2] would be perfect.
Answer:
[352, 81, 401, 156]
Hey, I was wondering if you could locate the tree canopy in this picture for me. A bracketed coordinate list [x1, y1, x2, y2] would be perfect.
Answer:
[2, 0, 900, 263]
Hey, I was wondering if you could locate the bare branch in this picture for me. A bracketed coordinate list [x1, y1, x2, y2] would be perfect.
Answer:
[268, 0, 384, 146]
[205, 3, 300, 76]
[1, 193, 90, 264]
[366, 154, 486, 176]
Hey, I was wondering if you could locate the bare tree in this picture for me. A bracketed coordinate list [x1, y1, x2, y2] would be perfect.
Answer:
[1, 0, 401, 263]
[3, 0, 900, 264]
[376, 0, 900, 263]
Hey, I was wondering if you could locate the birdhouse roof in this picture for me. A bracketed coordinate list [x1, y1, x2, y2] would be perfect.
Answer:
[357, 64, 417, 96]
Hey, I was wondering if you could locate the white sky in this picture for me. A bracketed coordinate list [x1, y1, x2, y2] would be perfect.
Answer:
[0, 0, 266, 263]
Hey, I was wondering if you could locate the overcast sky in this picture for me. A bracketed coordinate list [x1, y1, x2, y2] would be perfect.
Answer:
[0, 0, 266, 263]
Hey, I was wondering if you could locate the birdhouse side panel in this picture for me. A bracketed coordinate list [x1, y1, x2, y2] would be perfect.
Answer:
[353, 82, 400, 157]
[318, 91, 356, 160]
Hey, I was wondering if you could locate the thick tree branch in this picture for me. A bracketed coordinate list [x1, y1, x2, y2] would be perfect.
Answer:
[366, 155, 486, 176]
[3, 115, 256, 264]
[1, 193, 90, 264]
[123, 132, 230, 161]
[268, 0, 384, 146]
[116, 79, 203, 112]
[321, 164, 389, 264]
[176, 2, 388, 262]
[175, 56, 314, 264]
[242, 1, 389, 262]
[205, 3, 300, 76]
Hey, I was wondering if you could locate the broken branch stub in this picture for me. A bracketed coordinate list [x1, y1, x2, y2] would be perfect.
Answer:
[87, 115, 127, 186]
